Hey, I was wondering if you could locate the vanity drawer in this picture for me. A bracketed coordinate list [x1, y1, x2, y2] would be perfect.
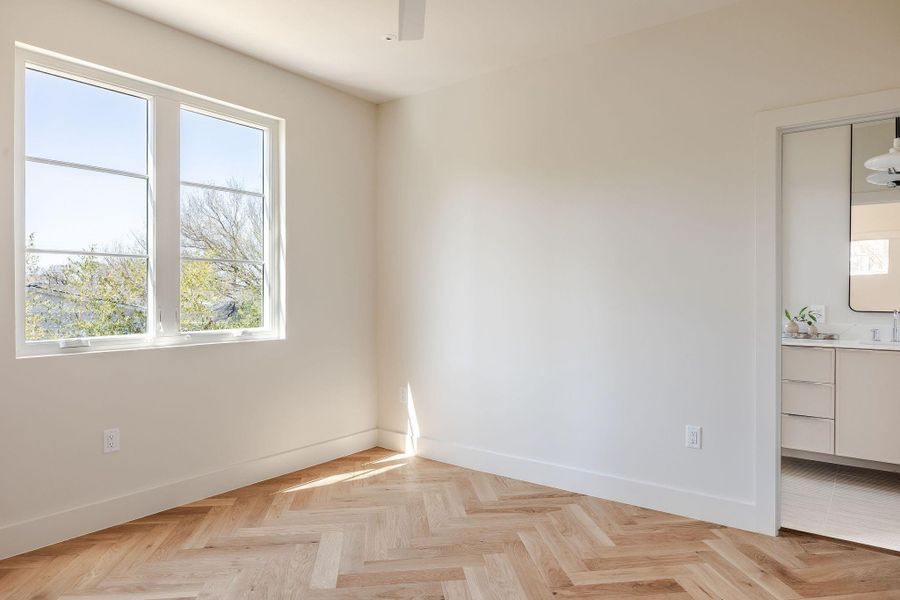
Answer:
[782, 414, 834, 454]
[782, 380, 834, 418]
[782, 347, 834, 383]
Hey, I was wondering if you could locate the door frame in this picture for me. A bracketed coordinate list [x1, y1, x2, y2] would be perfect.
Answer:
[754, 87, 900, 535]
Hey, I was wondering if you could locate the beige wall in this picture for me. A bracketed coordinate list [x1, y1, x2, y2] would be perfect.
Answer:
[0, 0, 377, 556]
[782, 126, 857, 329]
[376, 0, 900, 528]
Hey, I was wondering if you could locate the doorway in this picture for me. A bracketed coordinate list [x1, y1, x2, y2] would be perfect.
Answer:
[775, 109, 900, 552]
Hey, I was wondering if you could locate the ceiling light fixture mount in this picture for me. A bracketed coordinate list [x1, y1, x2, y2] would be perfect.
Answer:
[397, 0, 426, 41]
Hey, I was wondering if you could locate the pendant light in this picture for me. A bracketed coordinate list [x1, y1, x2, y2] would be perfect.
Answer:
[865, 117, 900, 188]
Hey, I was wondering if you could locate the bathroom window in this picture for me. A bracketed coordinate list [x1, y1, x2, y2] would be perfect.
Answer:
[16, 47, 283, 356]
[850, 239, 889, 276]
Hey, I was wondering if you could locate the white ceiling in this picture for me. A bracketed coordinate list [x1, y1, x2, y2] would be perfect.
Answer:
[102, 0, 739, 103]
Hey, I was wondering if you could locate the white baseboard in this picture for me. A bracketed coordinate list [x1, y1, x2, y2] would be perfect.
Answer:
[2, 427, 764, 561]
[377, 428, 409, 452]
[0, 428, 379, 560]
[378, 429, 762, 533]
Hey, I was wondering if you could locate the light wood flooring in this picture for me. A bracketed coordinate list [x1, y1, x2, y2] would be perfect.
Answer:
[2, 448, 900, 599]
[782, 456, 900, 552]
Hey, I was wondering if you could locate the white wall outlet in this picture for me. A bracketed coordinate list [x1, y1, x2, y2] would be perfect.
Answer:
[685, 425, 702, 449]
[808, 305, 826, 324]
[103, 428, 120, 453]
[400, 385, 408, 405]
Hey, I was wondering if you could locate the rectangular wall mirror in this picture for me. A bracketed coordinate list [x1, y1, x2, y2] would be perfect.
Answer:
[850, 116, 900, 312]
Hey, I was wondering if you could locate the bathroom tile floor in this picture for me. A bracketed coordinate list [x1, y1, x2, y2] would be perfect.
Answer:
[782, 456, 900, 551]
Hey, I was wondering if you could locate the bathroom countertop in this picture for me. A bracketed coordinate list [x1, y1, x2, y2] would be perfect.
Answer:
[782, 337, 900, 351]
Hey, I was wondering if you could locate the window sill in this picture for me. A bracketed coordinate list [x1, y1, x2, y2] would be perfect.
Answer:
[16, 330, 284, 359]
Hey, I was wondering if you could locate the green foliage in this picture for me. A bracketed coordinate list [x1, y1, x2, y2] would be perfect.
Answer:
[25, 251, 146, 341]
[785, 306, 817, 326]
[179, 260, 262, 332]
[25, 182, 263, 342]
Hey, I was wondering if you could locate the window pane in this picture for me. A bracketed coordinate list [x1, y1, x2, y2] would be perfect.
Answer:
[850, 239, 890, 276]
[26, 162, 147, 254]
[25, 252, 147, 341]
[181, 109, 263, 193]
[25, 69, 147, 174]
[180, 185, 263, 261]
[181, 260, 263, 331]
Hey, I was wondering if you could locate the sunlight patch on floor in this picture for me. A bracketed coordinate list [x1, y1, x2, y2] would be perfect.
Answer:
[368, 452, 414, 465]
[405, 382, 420, 454]
[278, 462, 405, 493]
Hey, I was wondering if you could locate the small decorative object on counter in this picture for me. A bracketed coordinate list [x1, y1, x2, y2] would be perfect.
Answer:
[784, 317, 800, 335]
[784, 306, 818, 337]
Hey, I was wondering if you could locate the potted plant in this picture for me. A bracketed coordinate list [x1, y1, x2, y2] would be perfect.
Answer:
[784, 307, 818, 337]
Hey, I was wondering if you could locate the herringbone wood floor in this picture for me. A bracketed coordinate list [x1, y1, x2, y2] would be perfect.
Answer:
[2, 448, 900, 599]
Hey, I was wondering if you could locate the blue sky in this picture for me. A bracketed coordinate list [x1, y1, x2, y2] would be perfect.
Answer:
[25, 68, 263, 255]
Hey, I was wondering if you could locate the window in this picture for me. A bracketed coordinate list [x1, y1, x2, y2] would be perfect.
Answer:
[850, 239, 889, 276]
[16, 47, 283, 356]
[180, 110, 265, 332]
[24, 69, 149, 343]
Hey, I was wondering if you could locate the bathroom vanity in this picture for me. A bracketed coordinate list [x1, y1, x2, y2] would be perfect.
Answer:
[782, 342, 900, 465]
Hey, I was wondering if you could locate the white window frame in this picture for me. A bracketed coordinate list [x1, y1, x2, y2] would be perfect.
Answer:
[850, 238, 890, 276]
[14, 44, 285, 357]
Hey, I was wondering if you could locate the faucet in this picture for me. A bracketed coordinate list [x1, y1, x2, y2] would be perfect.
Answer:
[893, 310, 900, 342]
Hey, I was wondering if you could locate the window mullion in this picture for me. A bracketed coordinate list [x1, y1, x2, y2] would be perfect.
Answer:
[153, 96, 181, 336]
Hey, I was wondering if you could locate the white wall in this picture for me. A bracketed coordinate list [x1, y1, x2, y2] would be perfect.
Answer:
[376, 0, 900, 531]
[5, 0, 900, 559]
[0, 0, 377, 558]
[783, 125, 900, 333]
[782, 126, 857, 330]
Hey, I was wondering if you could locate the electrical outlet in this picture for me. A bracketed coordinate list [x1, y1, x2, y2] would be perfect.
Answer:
[685, 425, 702, 449]
[103, 428, 120, 453]
[400, 385, 408, 405]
